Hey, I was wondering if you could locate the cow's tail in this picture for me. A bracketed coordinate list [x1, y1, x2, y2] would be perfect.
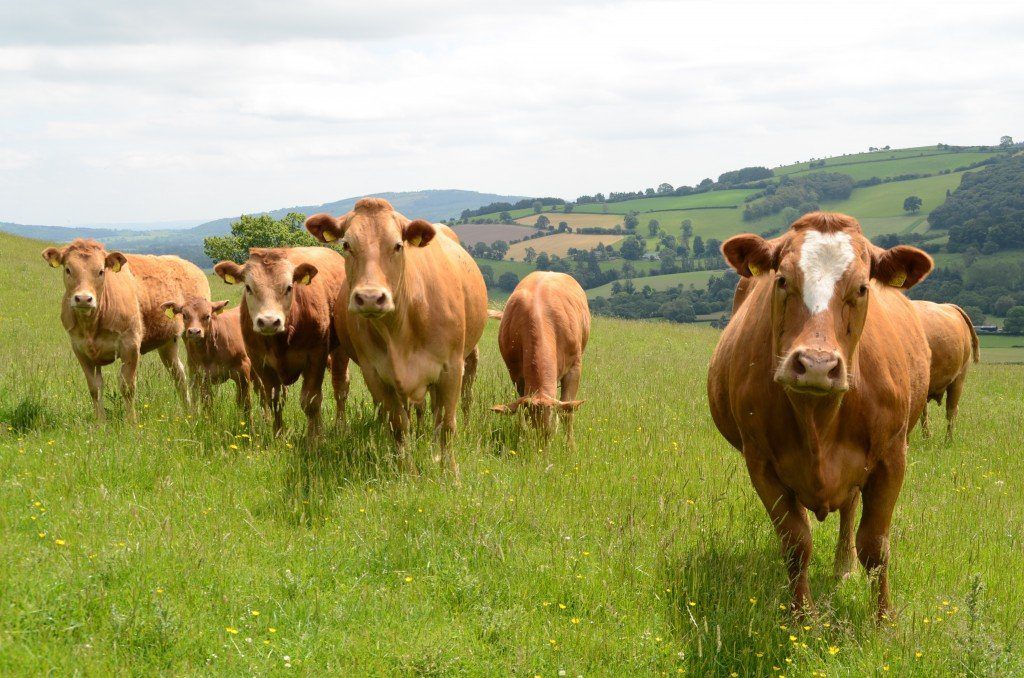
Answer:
[487, 309, 504, 321]
[951, 304, 980, 363]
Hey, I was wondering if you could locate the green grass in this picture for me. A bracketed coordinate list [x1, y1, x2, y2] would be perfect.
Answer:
[2, 231, 1023, 674]
[774, 146, 997, 175]
[586, 269, 725, 299]
[571, 189, 756, 215]
[783, 152, 997, 182]
[978, 334, 1024, 364]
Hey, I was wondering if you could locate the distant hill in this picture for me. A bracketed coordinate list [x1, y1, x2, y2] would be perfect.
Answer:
[0, 189, 528, 267]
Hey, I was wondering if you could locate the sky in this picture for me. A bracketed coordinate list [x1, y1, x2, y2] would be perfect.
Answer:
[1, 0, 1022, 225]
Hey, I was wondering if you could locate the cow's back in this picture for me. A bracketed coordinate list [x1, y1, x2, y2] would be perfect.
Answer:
[125, 254, 210, 353]
[913, 300, 976, 397]
[501, 272, 589, 379]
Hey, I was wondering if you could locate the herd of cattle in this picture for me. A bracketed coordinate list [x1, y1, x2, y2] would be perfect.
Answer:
[42, 202, 978, 618]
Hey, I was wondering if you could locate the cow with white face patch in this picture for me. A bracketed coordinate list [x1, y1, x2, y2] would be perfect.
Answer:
[305, 198, 488, 477]
[42, 238, 210, 420]
[708, 212, 933, 618]
[214, 247, 351, 436]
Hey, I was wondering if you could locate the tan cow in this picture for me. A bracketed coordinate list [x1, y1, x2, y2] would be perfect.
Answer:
[491, 271, 590, 435]
[214, 247, 349, 436]
[912, 300, 980, 442]
[305, 198, 488, 477]
[708, 212, 933, 618]
[160, 297, 254, 412]
[42, 239, 210, 420]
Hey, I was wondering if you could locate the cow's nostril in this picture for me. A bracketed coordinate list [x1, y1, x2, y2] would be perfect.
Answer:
[354, 294, 364, 306]
[828, 363, 843, 380]
[376, 293, 387, 306]
[793, 355, 807, 375]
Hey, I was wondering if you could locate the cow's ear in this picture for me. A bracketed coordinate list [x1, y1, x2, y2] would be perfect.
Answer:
[214, 261, 244, 285]
[105, 251, 128, 273]
[293, 263, 318, 286]
[403, 220, 436, 248]
[305, 213, 346, 243]
[160, 301, 181, 319]
[871, 245, 933, 289]
[42, 247, 64, 268]
[211, 300, 230, 315]
[722, 234, 776, 278]
[558, 400, 584, 412]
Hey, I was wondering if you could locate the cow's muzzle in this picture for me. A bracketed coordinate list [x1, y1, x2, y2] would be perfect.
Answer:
[350, 286, 394, 317]
[254, 314, 285, 335]
[775, 347, 849, 395]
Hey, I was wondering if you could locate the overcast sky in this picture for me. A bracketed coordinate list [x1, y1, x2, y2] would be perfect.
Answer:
[1, 0, 1022, 225]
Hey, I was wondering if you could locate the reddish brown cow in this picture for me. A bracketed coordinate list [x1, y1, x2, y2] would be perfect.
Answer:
[491, 271, 590, 435]
[160, 296, 254, 412]
[707, 212, 933, 617]
[305, 198, 488, 477]
[42, 239, 210, 420]
[214, 247, 349, 436]
[912, 300, 980, 442]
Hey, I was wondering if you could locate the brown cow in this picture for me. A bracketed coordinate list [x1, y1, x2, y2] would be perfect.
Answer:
[42, 239, 210, 420]
[213, 247, 349, 436]
[491, 271, 589, 435]
[305, 198, 488, 477]
[160, 297, 254, 412]
[707, 212, 933, 618]
[912, 300, 980, 442]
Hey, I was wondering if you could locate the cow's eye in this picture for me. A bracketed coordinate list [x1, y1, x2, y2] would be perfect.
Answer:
[286, 284, 293, 294]
[64, 267, 70, 275]
[776, 276, 787, 290]
[341, 240, 351, 252]
[394, 242, 404, 252]
[203, 315, 211, 321]
[858, 284, 868, 297]
[244, 284, 252, 294]
[98, 269, 104, 276]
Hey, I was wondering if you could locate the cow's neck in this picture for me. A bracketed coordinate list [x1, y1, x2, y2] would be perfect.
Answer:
[786, 391, 844, 454]
[522, 309, 559, 399]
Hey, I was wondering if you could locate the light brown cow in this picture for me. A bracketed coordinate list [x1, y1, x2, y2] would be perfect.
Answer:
[912, 300, 980, 442]
[160, 296, 254, 412]
[42, 239, 210, 420]
[305, 198, 488, 477]
[214, 247, 349, 436]
[708, 212, 933, 618]
[491, 271, 590, 435]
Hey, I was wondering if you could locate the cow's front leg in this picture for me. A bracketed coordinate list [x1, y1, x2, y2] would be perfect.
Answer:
[434, 357, 464, 480]
[745, 450, 813, 612]
[329, 347, 350, 429]
[299, 358, 328, 439]
[74, 348, 105, 422]
[362, 367, 417, 475]
[157, 338, 190, 410]
[119, 345, 140, 422]
[460, 346, 479, 419]
[858, 444, 906, 620]
[834, 488, 860, 580]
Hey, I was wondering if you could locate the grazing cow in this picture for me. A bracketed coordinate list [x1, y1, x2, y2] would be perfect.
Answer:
[912, 301, 979, 442]
[491, 271, 590, 435]
[213, 247, 349, 436]
[707, 212, 933, 617]
[305, 198, 488, 476]
[160, 297, 254, 412]
[42, 239, 210, 420]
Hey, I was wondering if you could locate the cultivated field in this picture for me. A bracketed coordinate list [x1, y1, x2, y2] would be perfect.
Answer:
[450, 223, 536, 246]
[507, 233, 623, 260]
[514, 213, 625, 230]
[2, 232, 1023, 674]
[585, 269, 726, 299]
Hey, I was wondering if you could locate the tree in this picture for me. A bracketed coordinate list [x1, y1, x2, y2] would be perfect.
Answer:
[491, 240, 509, 260]
[524, 247, 537, 264]
[498, 272, 520, 291]
[558, 221, 570, 233]
[692, 235, 705, 257]
[623, 213, 639, 231]
[1004, 306, 1024, 334]
[532, 201, 543, 214]
[659, 298, 695, 323]
[680, 220, 693, 245]
[962, 305, 986, 326]
[657, 182, 674, 195]
[1000, 135, 1014, 148]
[995, 295, 1017, 316]
[499, 211, 512, 223]
[647, 219, 660, 237]
[903, 196, 923, 213]
[563, 203, 574, 213]
[204, 212, 318, 264]
[535, 215, 551, 230]
[619, 235, 646, 260]
[535, 252, 551, 270]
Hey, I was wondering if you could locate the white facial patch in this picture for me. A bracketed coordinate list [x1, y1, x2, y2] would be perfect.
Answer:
[798, 231, 855, 314]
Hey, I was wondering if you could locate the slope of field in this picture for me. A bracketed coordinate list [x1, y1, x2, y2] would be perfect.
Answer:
[514, 213, 625, 230]
[782, 151, 997, 181]
[2, 231, 1023, 674]
[506, 233, 623, 260]
[774, 146, 998, 176]
[585, 269, 723, 299]
[450, 222, 536, 246]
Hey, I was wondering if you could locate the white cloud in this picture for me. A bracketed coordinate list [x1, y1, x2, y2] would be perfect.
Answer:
[0, 0, 1022, 223]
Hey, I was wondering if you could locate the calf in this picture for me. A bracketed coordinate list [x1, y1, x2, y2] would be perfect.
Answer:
[491, 271, 590, 435]
[708, 212, 933, 617]
[160, 297, 254, 412]
[214, 247, 349, 436]
[305, 198, 488, 477]
[912, 301, 980, 442]
[42, 239, 210, 420]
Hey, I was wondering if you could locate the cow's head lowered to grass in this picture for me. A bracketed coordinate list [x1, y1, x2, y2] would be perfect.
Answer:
[492, 395, 584, 434]
[42, 239, 127, 313]
[214, 250, 317, 336]
[305, 198, 434, 319]
[722, 212, 932, 397]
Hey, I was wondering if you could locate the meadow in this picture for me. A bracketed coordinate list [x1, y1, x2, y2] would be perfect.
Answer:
[2, 231, 1023, 674]
[507, 234, 624, 260]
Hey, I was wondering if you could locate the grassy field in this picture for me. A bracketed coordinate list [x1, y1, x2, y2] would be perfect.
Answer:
[451, 223, 536, 246]
[515, 213, 626, 230]
[507, 234, 623, 260]
[586, 269, 726, 299]
[978, 334, 1024, 364]
[3, 232, 1023, 674]
[782, 152, 997, 182]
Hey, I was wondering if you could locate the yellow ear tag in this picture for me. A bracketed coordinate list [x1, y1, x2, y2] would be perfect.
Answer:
[410, 235, 422, 247]
[164, 307, 176, 319]
[111, 261, 122, 273]
[49, 259, 59, 268]
[300, 274, 311, 285]
[748, 263, 760, 276]
[224, 274, 236, 284]
[323, 231, 337, 242]
[889, 271, 907, 288]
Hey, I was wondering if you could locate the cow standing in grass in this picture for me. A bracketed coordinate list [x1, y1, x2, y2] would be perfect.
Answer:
[305, 198, 487, 477]
[491, 271, 590, 436]
[214, 247, 349, 437]
[912, 301, 980, 442]
[160, 297, 254, 413]
[42, 238, 210, 420]
[707, 212, 933, 618]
